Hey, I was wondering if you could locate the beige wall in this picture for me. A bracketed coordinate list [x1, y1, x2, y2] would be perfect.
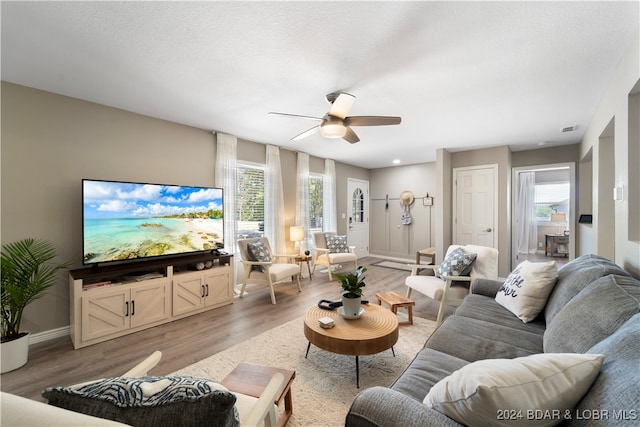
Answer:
[578, 28, 639, 276]
[0, 82, 368, 335]
[369, 163, 437, 259]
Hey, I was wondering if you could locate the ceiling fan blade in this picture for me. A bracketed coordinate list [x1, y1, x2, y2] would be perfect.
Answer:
[344, 116, 402, 126]
[292, 126, 319, 141]
[343, 127, 360, 144]
[268, 112, 323, 121]
[328, 93, 356, 119]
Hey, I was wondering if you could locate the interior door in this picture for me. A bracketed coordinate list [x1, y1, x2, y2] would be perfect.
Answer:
[454, 165, 497, 247]
[347, 178, 369, 258]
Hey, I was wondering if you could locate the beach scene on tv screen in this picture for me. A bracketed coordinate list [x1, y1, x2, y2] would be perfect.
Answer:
[83, 180, 223, 263]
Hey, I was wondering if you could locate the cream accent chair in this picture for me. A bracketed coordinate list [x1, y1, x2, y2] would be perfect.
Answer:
[238, 237, 301, 304]
[312, 232, 358, 281]
[406, 244, 499, 325]
[1, 351, 285, 427]
[124, 352, 286, 427]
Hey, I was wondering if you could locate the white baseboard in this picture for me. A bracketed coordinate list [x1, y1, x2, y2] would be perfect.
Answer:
[29, 326, 70, 344]
[368, 254, 414, 264]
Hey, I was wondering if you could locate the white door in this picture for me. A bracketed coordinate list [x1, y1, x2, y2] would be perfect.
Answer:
[453, 165, 497, 248]
[347, 178, 369, 258]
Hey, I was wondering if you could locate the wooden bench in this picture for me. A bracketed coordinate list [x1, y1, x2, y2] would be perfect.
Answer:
[375, 291, 415, 325]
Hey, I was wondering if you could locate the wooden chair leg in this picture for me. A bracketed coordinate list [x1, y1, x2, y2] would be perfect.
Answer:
[268, 278, 277, 305]
[240, 281, 248, 298]
[435, 299, 446, 325]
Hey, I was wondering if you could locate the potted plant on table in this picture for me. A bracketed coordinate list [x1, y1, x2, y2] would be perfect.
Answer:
[1, 238, 69, 373]
[335, 267, 367, 317]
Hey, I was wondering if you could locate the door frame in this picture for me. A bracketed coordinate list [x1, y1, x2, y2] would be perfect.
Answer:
[511, 162, 576, 270]
[347, 178, 370, 258]
[452, 164, 499, 248]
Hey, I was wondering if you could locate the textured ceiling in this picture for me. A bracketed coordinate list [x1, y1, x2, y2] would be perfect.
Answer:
[2, 1, 638, 168]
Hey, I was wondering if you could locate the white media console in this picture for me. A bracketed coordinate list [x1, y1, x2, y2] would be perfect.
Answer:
[69, 254, 234, 349]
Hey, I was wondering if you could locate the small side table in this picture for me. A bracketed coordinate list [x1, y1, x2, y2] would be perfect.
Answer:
[295, 254, 312, 279]
[375, 291, 416, 325]
[221, 362, 296, 427]
[416, 247, 436, 265]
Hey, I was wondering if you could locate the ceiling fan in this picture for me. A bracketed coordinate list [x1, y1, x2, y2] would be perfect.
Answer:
[268, 92, 401, 144]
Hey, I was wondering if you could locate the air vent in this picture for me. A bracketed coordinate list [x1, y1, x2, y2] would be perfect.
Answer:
[561, 125, 578, 133]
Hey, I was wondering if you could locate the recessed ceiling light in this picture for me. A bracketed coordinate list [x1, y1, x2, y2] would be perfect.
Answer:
[393, 159, 401, 164]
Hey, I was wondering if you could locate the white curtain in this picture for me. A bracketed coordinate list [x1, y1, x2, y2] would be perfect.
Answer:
[296, 152, 311, 249]
[265, 145, 286, 253]
[215, 132, 237, 254]
[323, 159, 337, 234]
[516, 171, 538, 254]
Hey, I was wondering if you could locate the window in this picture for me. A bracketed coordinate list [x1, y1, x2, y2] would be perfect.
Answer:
[309, 174, 323, 231]
[236, 164, 264, 238]
[535, 183, 570, 221]
[352, 188, 365, 223]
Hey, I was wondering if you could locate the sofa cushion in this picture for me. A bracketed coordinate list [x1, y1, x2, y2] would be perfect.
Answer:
[424, 353, 604, 427]
[426, 316, 544, 362]
[390, 348, 469, 403]
[42, 376, 240, 427]
[495, 260, 558, 323]
[566, 314, 640, 427]
[544, 255, 630, 325]
[435, 247, 476, 279]
[544, 274, 640, 354]
[455, 294, 546, 335]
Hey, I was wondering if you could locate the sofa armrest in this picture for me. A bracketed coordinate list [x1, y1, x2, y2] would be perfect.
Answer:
[346, 387, 461, 427]
[470, 278, 504, 298]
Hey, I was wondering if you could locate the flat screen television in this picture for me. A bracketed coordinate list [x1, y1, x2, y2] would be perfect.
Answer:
[82, 179, 224, 265]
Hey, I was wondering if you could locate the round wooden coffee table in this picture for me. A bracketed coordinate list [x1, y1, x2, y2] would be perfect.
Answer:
[303, 303, 399, 387]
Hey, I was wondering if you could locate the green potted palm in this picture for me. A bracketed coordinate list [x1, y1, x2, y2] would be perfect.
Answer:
[335, 267, 367, 318]
[1, 238, 69, 373]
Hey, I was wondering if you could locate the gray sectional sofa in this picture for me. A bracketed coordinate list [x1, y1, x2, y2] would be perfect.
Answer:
[346, 255, 640, 427]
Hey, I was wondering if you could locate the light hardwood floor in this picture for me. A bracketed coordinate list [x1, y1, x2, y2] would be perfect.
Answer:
[1, 257, 445, 401]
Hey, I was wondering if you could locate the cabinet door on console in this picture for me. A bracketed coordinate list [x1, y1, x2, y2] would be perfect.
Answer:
[130, 280, 171, 328]
[203, 268, 232, 307]
[173, 274, 206, 316]
[81, 287, 129, 341]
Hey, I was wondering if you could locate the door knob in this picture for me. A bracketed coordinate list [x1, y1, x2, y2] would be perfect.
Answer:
[484, 228, 492, 232]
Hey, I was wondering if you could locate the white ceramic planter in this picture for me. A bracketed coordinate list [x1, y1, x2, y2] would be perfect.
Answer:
[1, 332, 30, 373]
[341, 295, 361, 316]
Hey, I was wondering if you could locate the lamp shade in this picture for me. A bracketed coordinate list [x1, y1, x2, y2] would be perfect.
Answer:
[290, 226, 305, 242]
[550, 213, 566, 223]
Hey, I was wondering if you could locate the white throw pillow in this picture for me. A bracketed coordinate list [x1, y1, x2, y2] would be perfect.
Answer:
[495, 260, 558, 322]
[424, 353, 604, 427]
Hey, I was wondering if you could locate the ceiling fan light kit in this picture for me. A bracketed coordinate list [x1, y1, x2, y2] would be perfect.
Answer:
[319, 117, 347, 138]
[269, 92, 401, 144]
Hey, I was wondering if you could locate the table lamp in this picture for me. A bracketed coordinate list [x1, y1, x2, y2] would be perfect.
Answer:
[550, 213, 566, 234]
[290, 226, 305, 255]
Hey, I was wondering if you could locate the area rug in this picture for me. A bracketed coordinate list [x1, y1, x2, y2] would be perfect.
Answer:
[172, 314, 437, 426]
[372, 260, 414, 271]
